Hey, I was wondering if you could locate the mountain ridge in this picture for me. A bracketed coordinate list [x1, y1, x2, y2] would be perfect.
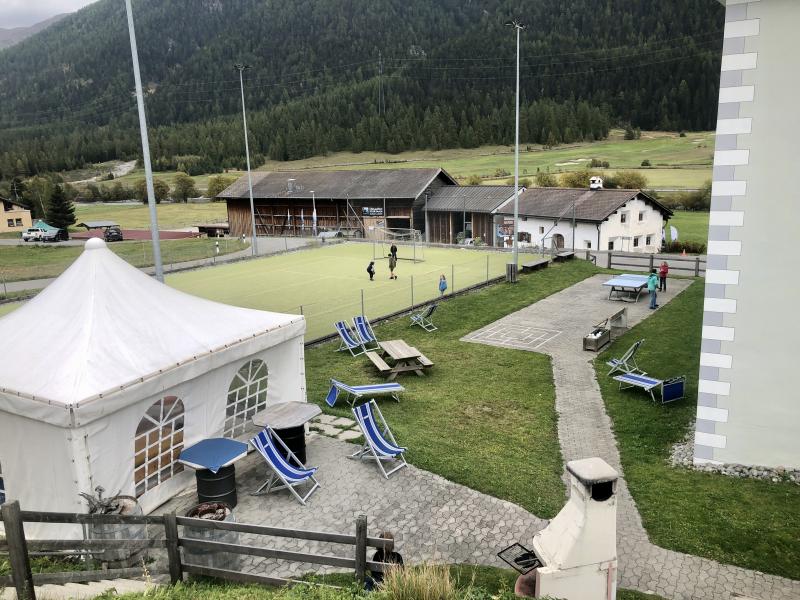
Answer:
[0, 13, 69, 50]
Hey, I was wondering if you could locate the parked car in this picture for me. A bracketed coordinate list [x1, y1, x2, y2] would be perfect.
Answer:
[21, 228, 46, 242]
[40, 228, 68, 242]
[104, 226, 124, 242]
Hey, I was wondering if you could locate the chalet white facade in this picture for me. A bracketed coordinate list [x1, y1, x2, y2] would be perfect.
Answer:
[495, 188, 672, 253]
[1, 198, 32, 234]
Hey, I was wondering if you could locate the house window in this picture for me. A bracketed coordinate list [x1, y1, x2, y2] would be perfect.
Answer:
[620, 213, 627, 224]
[585, 240, 592, 249]
[225, 360, 269, 438]
[15, 219, 22, 226]
[638, 212, 644, 222]
[608, 240, 614, 250]
[539, 226, 545, 234]
[633, 237, 640, 248]
[6, 219, 13, 228]
[646, 235, 652, 246]
[0, 460, 5, 504]
[518, 231, 531, 243]
[134, 396, 185, 498]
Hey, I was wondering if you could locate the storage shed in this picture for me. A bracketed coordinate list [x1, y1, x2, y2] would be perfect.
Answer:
[0, 239, 306, 535]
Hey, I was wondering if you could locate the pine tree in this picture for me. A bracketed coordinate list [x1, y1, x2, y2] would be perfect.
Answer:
[47, 184, 76, 232]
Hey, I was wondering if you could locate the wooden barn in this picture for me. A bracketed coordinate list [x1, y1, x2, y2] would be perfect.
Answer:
[424, 186, 517, 246]
[219, 168, 457, 239]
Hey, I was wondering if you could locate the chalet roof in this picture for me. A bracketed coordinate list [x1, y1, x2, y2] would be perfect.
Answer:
[496, 188, 672, 222]
[426, 186, 517, 213]
[219, 169, 457, 201]
[1, 197, 28, 210]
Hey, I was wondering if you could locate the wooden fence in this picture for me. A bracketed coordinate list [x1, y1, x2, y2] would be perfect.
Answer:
[0, 501, 390, 600]
[581, 249, 706, 276]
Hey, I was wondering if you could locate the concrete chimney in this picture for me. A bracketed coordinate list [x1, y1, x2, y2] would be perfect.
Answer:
[589, 176, 603, 190]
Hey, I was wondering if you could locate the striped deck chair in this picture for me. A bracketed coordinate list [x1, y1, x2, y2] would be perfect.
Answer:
[606, 339, 645, 376]
[350, 400, 407, 479]
[325, 378, 404, 408]
[353, 315, 380, 351]
[249, 428, 320, 505]
[335, 320, 366, 356]
[410, 303, 438, 332]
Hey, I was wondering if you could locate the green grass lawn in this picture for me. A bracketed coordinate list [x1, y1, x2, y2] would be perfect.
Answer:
[0, 238, 246, 282]
[168, 243, 515, 341]
[259, 129, 713, 189]
[304, 259, 599, 518]
[668, 210, 709, 246]
[73, 202, 228, 230]
[595, 280, 800, 580]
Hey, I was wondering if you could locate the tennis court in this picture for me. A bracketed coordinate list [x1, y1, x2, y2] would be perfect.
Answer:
[168, 242, 512, 340]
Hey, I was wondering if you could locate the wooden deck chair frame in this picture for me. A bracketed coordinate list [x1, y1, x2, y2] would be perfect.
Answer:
[350, 400, 407, 479]
[249, 428, 320, 505]
[353, 315, 380, 351]
[335, 320, 366, 356]
[606, 338, 645, 376]
[410, 303, 438, 332]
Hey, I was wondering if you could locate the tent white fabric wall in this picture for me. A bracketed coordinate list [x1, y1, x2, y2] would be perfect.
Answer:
[0, 239, 307, 538]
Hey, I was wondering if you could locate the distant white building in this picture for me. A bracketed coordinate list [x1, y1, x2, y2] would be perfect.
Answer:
[494, 187, 672, 253]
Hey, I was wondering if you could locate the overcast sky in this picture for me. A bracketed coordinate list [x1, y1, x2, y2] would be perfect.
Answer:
[1, 0, 98, 29]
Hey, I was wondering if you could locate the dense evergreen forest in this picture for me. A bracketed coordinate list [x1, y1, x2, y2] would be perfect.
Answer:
[0, 0, 724, 182]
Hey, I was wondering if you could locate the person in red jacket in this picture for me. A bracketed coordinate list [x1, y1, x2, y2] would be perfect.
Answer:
[659, 261, 669, 292]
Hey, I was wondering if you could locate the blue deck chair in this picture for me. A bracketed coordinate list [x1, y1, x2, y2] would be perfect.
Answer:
[410, 303, 438, 332]
[613, 373, 685, 404]
[350, 400, 407, 479]
[335, 320, 366, 356]
[249, 428, 320, 505]
[325, 378, 404, 408]
[353, 315, 380, 351]
[606, 339, 645, 376]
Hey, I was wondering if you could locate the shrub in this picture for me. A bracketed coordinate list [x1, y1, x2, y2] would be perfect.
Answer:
[378, 564, 458, 600]
[534, 171, 559, 187]
[641, 159, 651, 167]
[662, 240, 707, 254]
[494, 168, 510, 178]
[465, 174, 482, 186]
[590, 158, 610, 168]
[607, 170, 649, 190]
[560, 169, 597, 188]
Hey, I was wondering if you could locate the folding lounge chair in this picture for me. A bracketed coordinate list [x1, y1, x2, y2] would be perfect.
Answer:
[249, 428, 320, 505]
[410, 303, 438, 332]
[350, 400, 407, 479]
[613, 373, 686, 404]
[606, 339, 645, 376]
[325, 378, 405, 408]
[335, 320, 366, 356]
[353, 315, 380, 351]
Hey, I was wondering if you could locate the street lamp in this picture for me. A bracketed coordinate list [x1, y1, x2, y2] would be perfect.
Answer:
[505, 18, 525, 279]
[310, 190, 317, 237]
[235, 63, 258, 256]
[125, 0, 163, 281]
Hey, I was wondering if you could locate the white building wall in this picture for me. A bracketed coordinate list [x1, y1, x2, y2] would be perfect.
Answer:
[518, 218, 599, 251]
[695, 0, 800, 469]
[600, 197, 665, 253]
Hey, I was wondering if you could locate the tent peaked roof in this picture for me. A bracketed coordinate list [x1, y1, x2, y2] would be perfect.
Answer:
[0, 239, 304, 409]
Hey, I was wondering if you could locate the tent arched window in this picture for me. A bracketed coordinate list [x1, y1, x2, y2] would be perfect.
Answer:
[134, 396, 185, 498]
[224, 360, 269, 438]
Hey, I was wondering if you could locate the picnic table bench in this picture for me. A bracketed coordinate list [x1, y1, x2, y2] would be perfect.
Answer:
[369, 339, 434, 380]
[553, 251, 575, 262]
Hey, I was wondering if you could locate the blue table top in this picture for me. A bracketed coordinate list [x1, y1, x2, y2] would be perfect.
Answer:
[179, 438, 249, 473]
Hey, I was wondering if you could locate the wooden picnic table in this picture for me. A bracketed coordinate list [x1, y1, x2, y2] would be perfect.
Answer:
[374, 339, 434, 380]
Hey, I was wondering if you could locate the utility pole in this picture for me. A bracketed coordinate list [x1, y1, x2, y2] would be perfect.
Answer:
[378, 51, 384, 116]
[125, 0, 163, 282]
[235, 64, 259, 256]
[505, 18, 525, 279]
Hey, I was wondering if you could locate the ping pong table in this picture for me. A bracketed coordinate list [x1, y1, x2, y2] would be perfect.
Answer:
[603, 274, 650, 302]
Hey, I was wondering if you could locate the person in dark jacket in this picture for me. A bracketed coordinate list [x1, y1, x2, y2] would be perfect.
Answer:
[388, 254, 397, 279]
[367, 261, 376, 281]
[390, 243, 398, 260]
[368, 532, 404, 588]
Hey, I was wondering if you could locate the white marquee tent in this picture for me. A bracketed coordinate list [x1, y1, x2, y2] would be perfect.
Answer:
[0, 239, 306, 534]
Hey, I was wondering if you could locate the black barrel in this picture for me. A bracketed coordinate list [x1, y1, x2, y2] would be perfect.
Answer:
[273, 425, 307, 465]
[196, 464, 237, 508]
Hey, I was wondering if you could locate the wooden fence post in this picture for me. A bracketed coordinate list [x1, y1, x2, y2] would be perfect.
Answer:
[1, 501, 36, 600]
[354, 514, 367, 585]
[648, 254, 654, 271]
[695, 257, 700, 277]
[607, 251, 613, 269]
[163, 512, 183, 585]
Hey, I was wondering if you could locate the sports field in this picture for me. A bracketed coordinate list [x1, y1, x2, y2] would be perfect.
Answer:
[168, 242, 512, 340]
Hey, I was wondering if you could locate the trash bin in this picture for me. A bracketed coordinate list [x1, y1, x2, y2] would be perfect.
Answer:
[183, 502, 240, 571]
[196, 464, 238, 508]
[506, 263, 518, 283]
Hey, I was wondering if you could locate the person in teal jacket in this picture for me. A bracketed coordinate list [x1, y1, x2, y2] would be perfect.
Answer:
[647, 268, 659, 309]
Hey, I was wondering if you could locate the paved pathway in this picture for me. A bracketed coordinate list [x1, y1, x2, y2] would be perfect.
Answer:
[464, 275, 800, 600]
[158, 434, 545, 580]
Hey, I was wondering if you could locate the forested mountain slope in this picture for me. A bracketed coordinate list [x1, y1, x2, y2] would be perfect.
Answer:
[0, 0, 724, 179]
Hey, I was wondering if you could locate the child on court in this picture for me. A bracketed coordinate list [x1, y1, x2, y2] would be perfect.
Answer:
[658, 261, 669, 292]
[647, 268, 659, 309]
[366, 261, 376, 281]
[438, 274, 448, 296]
[388, 254, 397, 279]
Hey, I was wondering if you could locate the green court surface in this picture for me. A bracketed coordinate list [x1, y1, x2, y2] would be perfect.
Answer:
[168, 242, 512, 340]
